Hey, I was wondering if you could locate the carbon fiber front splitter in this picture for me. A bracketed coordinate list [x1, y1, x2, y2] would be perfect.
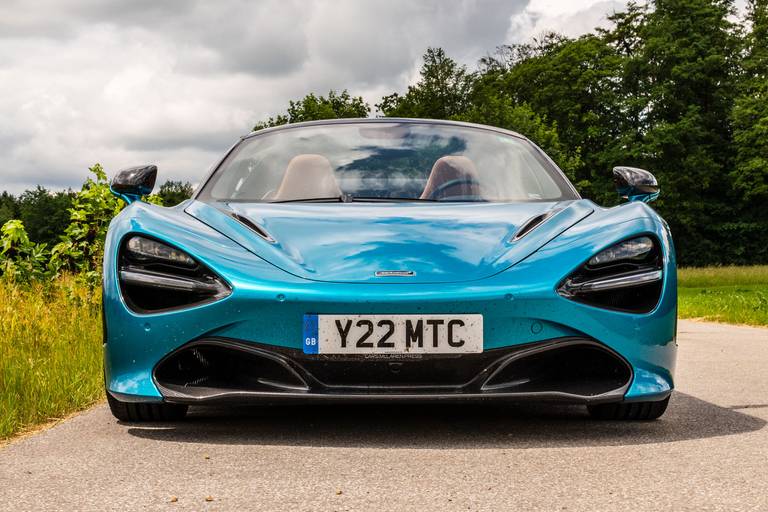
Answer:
[149, 337, 652, 406]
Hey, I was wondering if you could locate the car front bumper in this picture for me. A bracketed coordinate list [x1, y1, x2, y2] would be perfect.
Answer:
[104, 261, 676, 406]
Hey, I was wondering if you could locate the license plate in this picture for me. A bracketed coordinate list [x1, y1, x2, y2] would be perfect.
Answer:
[302, 314, 483, 354]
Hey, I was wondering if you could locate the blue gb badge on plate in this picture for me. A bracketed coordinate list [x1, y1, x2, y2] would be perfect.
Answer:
[302, 314, 319, 354]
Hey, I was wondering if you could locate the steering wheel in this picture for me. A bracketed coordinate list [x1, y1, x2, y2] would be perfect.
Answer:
[426, 177, 481, 201]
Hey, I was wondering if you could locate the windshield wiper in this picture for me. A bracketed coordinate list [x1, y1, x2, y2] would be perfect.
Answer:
[270, 195, 349, 203]
[270, 194, 441, 203]
[347, 196, 440, 202]
[265, 194, 486, 203]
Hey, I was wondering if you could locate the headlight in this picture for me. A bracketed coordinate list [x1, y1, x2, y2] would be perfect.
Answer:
[126, 236, 196, 267]
[588, 236, 654, 267]
[558, 236, 663, 313]
[119, 235, 230, 313]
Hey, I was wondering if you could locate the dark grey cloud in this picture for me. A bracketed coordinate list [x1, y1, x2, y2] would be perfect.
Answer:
[0, 0, 625, 193]
[0, 0, 311, 76]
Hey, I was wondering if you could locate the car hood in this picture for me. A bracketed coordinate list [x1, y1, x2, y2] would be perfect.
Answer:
[185, 200, 594, 284]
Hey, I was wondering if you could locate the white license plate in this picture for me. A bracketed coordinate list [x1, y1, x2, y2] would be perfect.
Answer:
[302, 314, 483, 354]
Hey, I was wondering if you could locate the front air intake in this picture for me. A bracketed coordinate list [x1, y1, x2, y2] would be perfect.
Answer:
[482, 341, 631, 396]
[155, 341, 309, 398]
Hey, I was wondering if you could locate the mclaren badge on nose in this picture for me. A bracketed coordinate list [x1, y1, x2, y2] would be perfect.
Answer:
[375, 270, 416, 277]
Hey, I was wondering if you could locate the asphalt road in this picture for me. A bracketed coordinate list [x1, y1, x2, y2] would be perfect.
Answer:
[1, 320, 766, 511]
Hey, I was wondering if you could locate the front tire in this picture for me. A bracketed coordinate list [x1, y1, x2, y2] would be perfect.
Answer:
[587, 396, 670, 420]
[106, 391, 188, 422]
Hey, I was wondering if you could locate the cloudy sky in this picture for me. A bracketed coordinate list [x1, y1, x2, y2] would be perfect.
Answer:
[0, 0, 631, 194]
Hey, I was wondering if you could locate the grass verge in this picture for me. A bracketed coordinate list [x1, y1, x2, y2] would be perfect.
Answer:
[678, 266, 768, 327]
[0, 277, 103, 441]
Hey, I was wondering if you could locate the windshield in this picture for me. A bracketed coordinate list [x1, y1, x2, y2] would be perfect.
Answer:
[197, 122, 578, 203]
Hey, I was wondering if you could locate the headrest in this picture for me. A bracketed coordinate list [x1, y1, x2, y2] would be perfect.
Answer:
[420, 155, 481, 200]
[272, 154, 341, 201]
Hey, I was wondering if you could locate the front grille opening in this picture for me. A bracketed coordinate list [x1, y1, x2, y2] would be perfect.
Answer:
[482, 343, 631, 397]
[155, 344, 308, 394]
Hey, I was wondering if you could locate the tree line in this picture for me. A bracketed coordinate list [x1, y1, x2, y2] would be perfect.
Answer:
[254, 0, 768, 266]
[0, 180, 193, 248]
[0, 166, 196, 283]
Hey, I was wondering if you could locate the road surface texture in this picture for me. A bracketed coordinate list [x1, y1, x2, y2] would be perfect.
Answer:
[1, 320, 766, 511]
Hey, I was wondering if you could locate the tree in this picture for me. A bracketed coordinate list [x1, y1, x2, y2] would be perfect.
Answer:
[0, 192, 18, 228]
[377, 48, 475, 119]
[596, 3, 654, 196]
[377, 48, 581, 179]
[17, 186, 75, 247]
[479, 33, 568, 72]
[636, 0, 742, 264]
[727, 0, 768, 262]
[457, 92, 582, 182]
[491, 35, 625, 201]
[156, 180, 194, 206]
[254, 90, 370, 130]
[732, 0, 768, 201]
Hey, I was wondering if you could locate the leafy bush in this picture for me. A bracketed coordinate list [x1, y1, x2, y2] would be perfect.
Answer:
[0, 219, 50, 283]
[0, 163, 123, 286]
[48, 164, 123, 284]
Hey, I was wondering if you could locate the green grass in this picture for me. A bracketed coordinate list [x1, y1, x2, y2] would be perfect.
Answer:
[678, 266, 768, 327]
[0, 278, 103, 440]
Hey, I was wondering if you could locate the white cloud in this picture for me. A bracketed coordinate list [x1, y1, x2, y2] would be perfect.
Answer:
[506, 0, 629, 43]
[0, 0, 637, 194]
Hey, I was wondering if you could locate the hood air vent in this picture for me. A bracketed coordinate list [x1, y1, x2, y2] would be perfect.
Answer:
[231, 213, 276, 243]
[512, 209, 561, 241]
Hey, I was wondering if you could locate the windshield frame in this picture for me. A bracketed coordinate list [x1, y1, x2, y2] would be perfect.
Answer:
[194, 118, 581, 204]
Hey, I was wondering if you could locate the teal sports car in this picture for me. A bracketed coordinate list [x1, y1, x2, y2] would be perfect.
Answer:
[103, 119, 676, 422]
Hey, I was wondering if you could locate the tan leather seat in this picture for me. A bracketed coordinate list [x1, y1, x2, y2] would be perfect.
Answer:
[420, 155, 482, 200]
[272, 154, 341, 201]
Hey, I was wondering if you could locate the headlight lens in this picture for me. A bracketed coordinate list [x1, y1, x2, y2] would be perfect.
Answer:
[126, 236, 196, 267]
[588, 236, 654, 267]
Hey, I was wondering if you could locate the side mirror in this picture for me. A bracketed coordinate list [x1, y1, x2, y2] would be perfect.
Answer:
[613, 166, 659, 203]
[110, 165, 157, 204]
